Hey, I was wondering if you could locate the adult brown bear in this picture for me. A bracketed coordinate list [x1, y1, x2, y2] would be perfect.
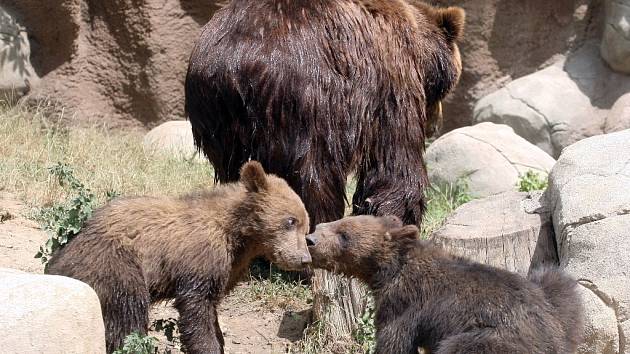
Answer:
[185, 0, 465, 227]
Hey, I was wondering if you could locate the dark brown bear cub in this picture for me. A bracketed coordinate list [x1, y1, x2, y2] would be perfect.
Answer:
[46, 161, 311, 354]
[306, 215, 584, 354]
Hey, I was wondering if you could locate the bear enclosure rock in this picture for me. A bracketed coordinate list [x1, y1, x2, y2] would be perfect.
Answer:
[473, 42, 630, 158]
[577, 285, 623, 354]
[1, 0, 221, 127]
[1, 0, 607, 131]
[143, 120, 202, 161]
[0, 6, 38, 98]
[426, 122, 556, 198]
[606, 93, 630, 133]
[0, 268, 106, 353]
[430, 191, 557, 276]
[601, 0, 630, 73]
[546, 129, 630, 354]
[432, 0, 604, 132]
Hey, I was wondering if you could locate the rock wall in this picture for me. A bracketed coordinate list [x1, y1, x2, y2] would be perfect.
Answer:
[432, 0, 604, 132]
[2, 0, 220, 127]
[473, 41, 630, 158]
[2, 0, 608, 129]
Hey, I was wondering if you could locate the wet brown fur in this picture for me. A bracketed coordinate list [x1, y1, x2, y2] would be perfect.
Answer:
[306, 215, 584, 354]
[46, 161, 311, 354]
[185, 0, 465, 228]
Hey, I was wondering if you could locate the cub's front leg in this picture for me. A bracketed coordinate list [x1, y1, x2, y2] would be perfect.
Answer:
[375, 318, 419, 354]
[174, 294, 224, 354]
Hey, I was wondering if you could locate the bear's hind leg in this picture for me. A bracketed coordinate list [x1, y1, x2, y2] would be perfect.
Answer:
[352, 114, 429, 226]
[99, 251, 150, 354]
[102, 283, 151, 353]
[435, 331, 524, 354]
[352, 163, 427, 226]
[175, 295, 224, 354]
[47, 237, 150, 354]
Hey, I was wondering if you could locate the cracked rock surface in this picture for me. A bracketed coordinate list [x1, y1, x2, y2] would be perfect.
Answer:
[0, 6, 38, 97]
[601, 0, 630, 73]
[431, 0, 603, 132]
[546, 129, 630, 354]
[426, 122, 556, 198]
[473, 42, 630, 158]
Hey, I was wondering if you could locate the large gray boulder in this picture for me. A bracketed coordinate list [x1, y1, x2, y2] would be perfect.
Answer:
[426, 122, 556, 198]
[605, 93, 630, 134]
[431, 191, 557, 276]
[577, 285, 621, 354]
[0, 268, 106, 353]
[0, 6, 38, 98]
[474, 42, 630, 158]
[546, 129, 630, 354]
[143, 120, 203, 161]
[429, 0, 604, 132]
[601, 0, 630, 73]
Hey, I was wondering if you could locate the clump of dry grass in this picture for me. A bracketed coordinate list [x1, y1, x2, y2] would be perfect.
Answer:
[0, 99, 214, 210]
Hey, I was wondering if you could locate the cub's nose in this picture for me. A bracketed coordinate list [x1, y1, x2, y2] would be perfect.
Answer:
[306, 234, 318, 247]
[302, 252, 312, 265]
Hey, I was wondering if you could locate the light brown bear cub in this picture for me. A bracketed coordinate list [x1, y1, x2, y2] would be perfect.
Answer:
[306, 215, 584, 354]
[47, 161, 311, 354]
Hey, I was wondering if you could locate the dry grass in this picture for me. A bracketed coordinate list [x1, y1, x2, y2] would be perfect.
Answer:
[232, 261, 313, 310]
[0, 100, 214, 210]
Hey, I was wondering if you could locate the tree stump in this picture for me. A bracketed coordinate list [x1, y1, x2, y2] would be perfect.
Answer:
[430, 191, 557, 276]
[310, 178, 369, 346]
[311, 270, 368, 343]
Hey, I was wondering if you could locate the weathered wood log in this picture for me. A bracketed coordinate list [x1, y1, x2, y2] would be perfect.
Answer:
[310, 178, 369, 345]
[311, 271, 368, 342]
[430, 191, 557, 276]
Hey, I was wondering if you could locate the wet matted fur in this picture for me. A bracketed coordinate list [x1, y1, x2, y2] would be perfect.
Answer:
[306, 215, 584, 354]
[46, 161, 311, 354]
[185, 0, 465, 227]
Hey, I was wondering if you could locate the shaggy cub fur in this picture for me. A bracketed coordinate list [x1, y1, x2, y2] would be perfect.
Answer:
[306, 215, 584, 354]
[47, 161, 311, 354]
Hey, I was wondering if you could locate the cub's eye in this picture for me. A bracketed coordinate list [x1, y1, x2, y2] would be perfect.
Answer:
[285, 217, 298, 229]
[338, 232, 349, 245]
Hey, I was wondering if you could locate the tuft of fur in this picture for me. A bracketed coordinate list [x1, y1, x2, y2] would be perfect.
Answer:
[528, 266, 585, 351]
[307, 215, 585, 354]
[185, 0, 465, 228]
[435, 7, 465, 41]
[412, 2, 465, 41]
[47, 161, 311, 354]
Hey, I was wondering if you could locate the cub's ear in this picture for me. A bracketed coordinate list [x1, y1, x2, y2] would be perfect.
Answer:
[387, 225, 420, 241]
[240, 161, 268, 193]
[433, 7, 465, 42]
